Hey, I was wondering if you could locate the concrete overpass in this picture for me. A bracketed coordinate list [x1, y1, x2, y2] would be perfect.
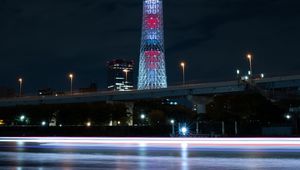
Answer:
[0, 74, 299, 108]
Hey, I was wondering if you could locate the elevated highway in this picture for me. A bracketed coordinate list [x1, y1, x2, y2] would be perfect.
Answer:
[0, 75, 299, 107]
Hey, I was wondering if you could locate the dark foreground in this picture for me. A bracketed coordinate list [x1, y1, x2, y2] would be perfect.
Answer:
[0, 126, 171, 137]
[0, 137, 300, 169]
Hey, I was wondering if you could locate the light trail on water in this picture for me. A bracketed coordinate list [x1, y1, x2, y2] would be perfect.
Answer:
[0, 137, 300, 151]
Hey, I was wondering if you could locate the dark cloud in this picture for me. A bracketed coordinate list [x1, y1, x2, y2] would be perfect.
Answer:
[0, 0, 300, 92]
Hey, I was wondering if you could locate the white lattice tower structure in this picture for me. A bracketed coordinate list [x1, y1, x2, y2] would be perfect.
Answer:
[137, 0, 167, 90]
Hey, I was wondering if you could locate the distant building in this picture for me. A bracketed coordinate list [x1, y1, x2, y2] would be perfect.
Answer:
[107, 59, 134, 91]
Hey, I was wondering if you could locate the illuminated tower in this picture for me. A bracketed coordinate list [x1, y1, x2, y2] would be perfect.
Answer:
[138, 0, 167, 90]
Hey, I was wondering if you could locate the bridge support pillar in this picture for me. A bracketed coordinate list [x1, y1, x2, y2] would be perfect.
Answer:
[187, 95, 211, 114]
[187, 95, 212, 134]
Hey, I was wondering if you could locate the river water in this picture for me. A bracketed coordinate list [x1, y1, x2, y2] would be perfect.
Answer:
[0, 137, 300, 170]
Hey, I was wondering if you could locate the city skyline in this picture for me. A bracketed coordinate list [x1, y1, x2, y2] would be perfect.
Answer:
[1, 0, 300, 93]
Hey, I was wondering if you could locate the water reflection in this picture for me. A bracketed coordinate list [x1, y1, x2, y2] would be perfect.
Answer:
[138, 143, 147, 170]
[0, 138, 300, 169]
[181, 143, 188, 170]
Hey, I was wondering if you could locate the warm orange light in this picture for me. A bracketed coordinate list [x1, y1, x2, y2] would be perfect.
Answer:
[18, 78, 23, 83]
[180, 62, 185, 67]
[69, 73, 73, 79]
[247, 54, 252, 60]
[123, 69, 129, 73]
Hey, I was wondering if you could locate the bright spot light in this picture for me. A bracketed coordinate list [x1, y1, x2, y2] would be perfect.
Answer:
[86, 122, 91, 127]
[181, 127, 187, 133]
[117, 121, 121, 125]
[248, 70, 251, 75]
[59, 124, 62, 127]
[261, 73, 264, 78]
[286, 114, 291, 120]
[20, 115, 25, 121]
[170, 119, 175, 124]
[180, 127, 188, 136]
[236, 69, 240, 75]
[41, 121, 46, 126]
[140, 114, 145, 119]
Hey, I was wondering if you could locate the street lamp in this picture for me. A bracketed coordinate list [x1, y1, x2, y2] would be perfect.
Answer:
[170, 119, 175, 136]
[18, 78, 23, 97]
[140, 114, 146, 126]
[236, 69, 241, 81]
[69, 73, 74, 94]
[123, 69, 130, 90]
[180, 62, 186, 85]
[246, 54, 253, 76]
[123, 69, 129, 83]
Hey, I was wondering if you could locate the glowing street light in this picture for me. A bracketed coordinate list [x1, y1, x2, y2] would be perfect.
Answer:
[86, 121, 91, 127]
[236, 69, 240, 75]
[180, 62, 186, 85]
[140, 114, 146, 126]
[246, 53, 253, 76]
[260, 73, 265, 78]
[123, 69, 129, 83]
[41, 121, 46, 126]
[20, 115, 25, 122]
[170, 119, 175, 136]
[68, 73, 74, 94]
[18, 78, 23, 97]
[286, 114, 292, 120]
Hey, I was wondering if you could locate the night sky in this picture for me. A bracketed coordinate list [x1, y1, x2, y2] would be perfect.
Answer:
[1, 0, 300, 93]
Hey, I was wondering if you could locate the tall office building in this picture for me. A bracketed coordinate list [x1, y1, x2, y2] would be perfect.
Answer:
[137, 0, 167, 90]
[107, 59, 134, 91]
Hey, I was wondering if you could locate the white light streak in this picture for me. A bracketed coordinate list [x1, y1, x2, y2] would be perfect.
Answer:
[0, 137, 300, 149]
